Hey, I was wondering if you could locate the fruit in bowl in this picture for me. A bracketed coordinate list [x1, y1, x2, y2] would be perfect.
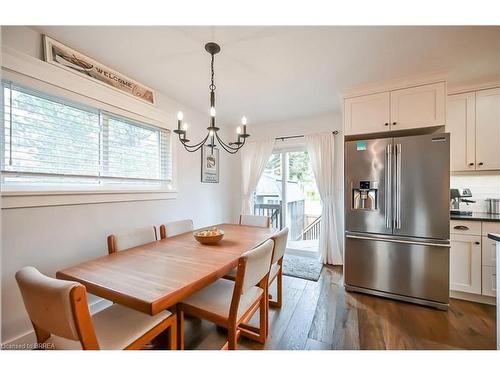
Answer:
[193, 227, 224, 244]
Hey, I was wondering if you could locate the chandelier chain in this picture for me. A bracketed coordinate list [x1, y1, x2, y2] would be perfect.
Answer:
[209, 54, 216, 91]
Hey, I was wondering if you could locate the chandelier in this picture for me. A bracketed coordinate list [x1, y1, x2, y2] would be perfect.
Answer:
[174, 42, 250, 154]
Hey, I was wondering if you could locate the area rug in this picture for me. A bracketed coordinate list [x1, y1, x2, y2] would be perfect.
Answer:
[282, 254, 323, 282]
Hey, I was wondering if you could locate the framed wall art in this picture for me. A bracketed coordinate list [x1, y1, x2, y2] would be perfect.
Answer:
[43, 35, 156, 105]
[201, 145, 219, 183]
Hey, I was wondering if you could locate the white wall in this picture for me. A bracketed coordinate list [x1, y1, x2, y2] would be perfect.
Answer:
[0, 26, 240, 344]
[246, 112, 345, 257]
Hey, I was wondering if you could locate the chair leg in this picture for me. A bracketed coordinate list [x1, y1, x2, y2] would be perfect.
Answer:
[177, 309, 185, 350]
[227, 325, 238, 350]
[259, 292, 267, 342]
[269, 271, 283, 308]
[168, 316, 177, 350]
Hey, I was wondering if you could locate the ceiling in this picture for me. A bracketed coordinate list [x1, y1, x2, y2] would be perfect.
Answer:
[32, 26, 500, 125]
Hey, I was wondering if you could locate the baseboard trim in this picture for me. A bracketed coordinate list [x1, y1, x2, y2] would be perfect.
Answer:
[2, 298, 112, 348]
[450, 291, 496, 306]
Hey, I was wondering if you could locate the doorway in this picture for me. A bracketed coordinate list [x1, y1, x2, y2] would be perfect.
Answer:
[254, 148, 321, 258]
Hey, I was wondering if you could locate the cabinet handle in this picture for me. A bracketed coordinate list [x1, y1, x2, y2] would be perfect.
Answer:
[384, 123, 389, 126]
[468, 163, 474, 166]
[478, 162, 484, 166]
[392, 122, 397, 125]
[453, 225, 469, 230]
[474, 241, 480, 245]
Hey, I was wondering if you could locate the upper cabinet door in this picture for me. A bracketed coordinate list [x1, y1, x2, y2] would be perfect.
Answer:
[390, 82, 446, 130]
[344, 92, 390, 135]
[476, 88, 500, 170]
[446, 92, 476, 172]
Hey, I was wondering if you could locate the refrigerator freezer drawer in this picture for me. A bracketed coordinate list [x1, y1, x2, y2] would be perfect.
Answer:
[345, 235, 450, 305]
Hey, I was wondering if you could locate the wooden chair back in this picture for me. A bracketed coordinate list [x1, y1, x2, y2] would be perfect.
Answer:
[107, 226, 157, 254]
[15, 267, 99, 349]
[229, 239, 274, 324]
[271, 227, 289, 264]
[159, 219, 194, 239]
[239, 214, 270, 228]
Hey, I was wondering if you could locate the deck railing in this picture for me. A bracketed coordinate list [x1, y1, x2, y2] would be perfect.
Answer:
[297, 215, 321, 240]
[253, 203, 282, 229]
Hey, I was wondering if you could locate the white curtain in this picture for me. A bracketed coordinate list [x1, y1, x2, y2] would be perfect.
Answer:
[240, 138, 275, 215]
[305, 132, 342, 265]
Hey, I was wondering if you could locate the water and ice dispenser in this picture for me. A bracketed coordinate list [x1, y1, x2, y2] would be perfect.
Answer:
[352, 180, 378, 211]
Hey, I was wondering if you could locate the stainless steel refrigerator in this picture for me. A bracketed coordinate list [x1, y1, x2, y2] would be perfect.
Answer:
[344, 133, 450, 309]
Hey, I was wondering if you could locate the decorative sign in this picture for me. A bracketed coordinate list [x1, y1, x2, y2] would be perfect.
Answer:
[43, 35, 156, 105]
[201, 145, 219, 183]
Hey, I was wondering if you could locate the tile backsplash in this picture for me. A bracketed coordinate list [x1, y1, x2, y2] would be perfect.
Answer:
[450, 173, 500, 212]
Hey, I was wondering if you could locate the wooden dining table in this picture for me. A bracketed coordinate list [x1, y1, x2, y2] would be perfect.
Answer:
[56, 224, 276, 316]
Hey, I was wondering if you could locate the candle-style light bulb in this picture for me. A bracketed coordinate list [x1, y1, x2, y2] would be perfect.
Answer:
[241, 116, 248, 135]
[210, 107, 216, 117]
[182, 123, 188, 131]
[177, 111, 184, 121]
[236, 126, 242, 134]
[209, 130, 214, 137]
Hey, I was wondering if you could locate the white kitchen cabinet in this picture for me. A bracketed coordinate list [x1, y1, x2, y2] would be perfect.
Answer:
[475, 88, 500, 171]
[482, 236, 498, 267]
[446, 92, 476, 171]
[344, 92, 390, 135]
[450, 234, 482, 294]
[344, 81, 446, 136]
[482, 221, 500, 236]
[482, 266, 497, 297]
[450, 220, 481, 236]
[390, 82, 446, 131]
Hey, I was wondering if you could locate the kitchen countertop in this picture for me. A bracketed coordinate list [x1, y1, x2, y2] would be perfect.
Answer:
[488, 233, 500, 242]
[450, 212, 500, 222]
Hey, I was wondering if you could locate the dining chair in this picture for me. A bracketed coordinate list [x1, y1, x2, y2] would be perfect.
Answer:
[239, 214, 270, 228]
[15, 266, 177, 350]
[107, 226, 157, 254]
[268, 227, 289, 312]
[178, 239, 274, 350]
[159, 219, 194, 239]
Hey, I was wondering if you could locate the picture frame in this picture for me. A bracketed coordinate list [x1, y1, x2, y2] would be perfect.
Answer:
[43, 35, 156, 105]
[201, 146, 219, 183]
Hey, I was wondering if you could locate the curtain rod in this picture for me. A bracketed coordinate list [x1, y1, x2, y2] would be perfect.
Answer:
[275, 130, 339, 142]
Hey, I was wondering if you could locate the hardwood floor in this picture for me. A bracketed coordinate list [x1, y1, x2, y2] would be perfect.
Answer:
[183, 265, 496, 350]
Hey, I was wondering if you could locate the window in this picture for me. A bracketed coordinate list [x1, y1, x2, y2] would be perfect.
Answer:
[1, 81, 171, 190]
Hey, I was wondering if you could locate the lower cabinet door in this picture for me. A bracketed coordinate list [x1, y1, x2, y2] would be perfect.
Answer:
[482, 266, 497, 297]
[450, 234, 482, 294]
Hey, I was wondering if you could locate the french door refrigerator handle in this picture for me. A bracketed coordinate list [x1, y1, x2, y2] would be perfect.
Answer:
[345, 234, 451, 248]
[396, 143, 402, 229]
[385, 144, 392, 229]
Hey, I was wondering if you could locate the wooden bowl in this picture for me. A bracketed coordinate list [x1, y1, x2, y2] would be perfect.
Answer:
[193, 229, 224, 245]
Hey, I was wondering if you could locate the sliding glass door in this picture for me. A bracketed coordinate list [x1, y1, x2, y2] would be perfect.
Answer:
[254, 148, 321, 256]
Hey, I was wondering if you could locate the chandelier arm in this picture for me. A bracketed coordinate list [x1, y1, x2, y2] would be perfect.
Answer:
[215, 133, 242, 153]
[178, 132, 210, 149]
[215, 133, 242, 154]
[214, 131, 242, 151]
[181, 140, 206, 153]
[217, 140, 241, 154]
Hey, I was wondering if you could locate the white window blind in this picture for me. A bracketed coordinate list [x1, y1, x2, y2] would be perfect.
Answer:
[1, 81, 172, 189]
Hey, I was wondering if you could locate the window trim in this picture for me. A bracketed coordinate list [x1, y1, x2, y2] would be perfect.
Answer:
[0, 52, 178, 208]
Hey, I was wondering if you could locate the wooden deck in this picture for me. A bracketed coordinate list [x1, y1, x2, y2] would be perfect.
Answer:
[183, 266, 496, 350]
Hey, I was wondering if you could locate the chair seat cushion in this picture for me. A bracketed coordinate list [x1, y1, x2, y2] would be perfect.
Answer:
[181, 278, 263, 321]
[47, 304, 172, 350]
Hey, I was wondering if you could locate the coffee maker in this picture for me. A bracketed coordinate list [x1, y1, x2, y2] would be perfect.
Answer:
[450, 188, 475, 215]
